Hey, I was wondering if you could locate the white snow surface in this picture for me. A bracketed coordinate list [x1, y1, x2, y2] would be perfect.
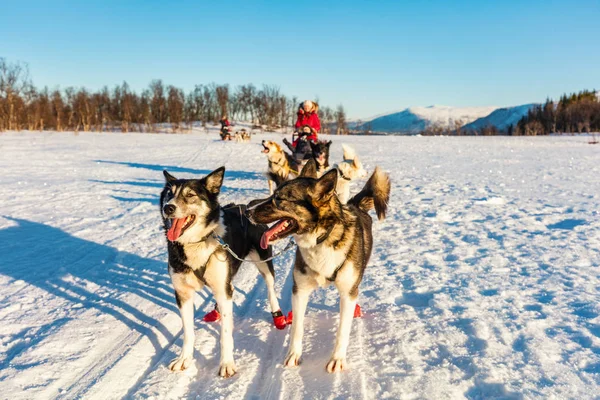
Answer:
[1, 128, 599, 399]
[361, 105, 498, 133]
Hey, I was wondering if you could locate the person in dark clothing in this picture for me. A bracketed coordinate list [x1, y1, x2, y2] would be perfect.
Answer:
[220, 116, 232, 140]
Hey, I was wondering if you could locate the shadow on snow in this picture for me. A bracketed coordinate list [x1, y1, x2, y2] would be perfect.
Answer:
[0, 217, 214, 372]
[94, 160, 265, 181]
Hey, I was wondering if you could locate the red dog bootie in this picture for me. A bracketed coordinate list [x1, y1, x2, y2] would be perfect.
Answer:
[286, 311, 293, 325]
[203, 307, 221, 322]
[272, 310, 288, 330]
[354, 304, 362, 318]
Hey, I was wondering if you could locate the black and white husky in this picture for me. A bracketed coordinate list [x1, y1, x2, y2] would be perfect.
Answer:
[247, 165, 390, 372]
[160, 167, 286, 378]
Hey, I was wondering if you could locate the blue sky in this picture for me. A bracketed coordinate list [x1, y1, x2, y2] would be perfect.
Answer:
[2, 0, 599, 118]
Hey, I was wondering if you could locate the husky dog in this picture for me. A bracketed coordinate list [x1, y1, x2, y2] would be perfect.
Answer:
[246, 165, 390, 372]
[160, 167, 286, 378]
[334, 144, 368, 204]
[261, 140, 300, 194]
[310, 140, 332, 177]
[235, 130, 251, 142]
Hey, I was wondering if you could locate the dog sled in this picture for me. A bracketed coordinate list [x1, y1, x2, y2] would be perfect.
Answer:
[282, 125, 316, 168]
[220, 126, 232, 141]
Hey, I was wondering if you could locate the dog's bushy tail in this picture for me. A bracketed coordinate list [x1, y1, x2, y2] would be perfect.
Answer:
[348, 167, 390, 220]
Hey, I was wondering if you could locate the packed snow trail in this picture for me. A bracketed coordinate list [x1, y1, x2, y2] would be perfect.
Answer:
[1, 128, 599, 399]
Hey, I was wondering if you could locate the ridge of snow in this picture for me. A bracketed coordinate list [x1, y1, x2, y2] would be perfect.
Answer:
[359, 105, 498, 133]
[463, 103, 538, 131]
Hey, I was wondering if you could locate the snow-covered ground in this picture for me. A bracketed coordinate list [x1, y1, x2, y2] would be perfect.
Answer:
[1, 128, 599, 399]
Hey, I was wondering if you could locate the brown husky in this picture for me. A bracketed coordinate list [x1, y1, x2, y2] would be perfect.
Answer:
[246, 163, 390, 372]
[261, 140, 300, 194]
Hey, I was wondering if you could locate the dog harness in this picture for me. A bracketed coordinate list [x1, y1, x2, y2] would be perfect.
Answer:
[336, 167, 352, 181]
[325, 258, 347, 282]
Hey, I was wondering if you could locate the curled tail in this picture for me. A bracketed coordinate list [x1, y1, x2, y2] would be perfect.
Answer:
[348, 167, 390, 220]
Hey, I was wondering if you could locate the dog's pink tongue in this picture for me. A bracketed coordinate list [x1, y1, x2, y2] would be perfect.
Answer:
[260, 233, 270, 250]
[260, 220, 287, 249]
[167, 218, 186, 242]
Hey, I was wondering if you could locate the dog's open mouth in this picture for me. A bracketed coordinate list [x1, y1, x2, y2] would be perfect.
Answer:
[262, 144, 270, 154]
[260, 218, 298, 249]
[166, 214, 196, 242]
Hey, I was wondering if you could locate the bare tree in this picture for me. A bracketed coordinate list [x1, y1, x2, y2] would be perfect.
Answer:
[51, 90, 64, 131]
[335, 104, 347, 135]
[215, 84, 229, 119]
[167, 85, 185, 132]
[120, 82, 134, 132]
[454, 119, 463, 136]
[149, 79, 166, 126]
[0, 58, 33, 131]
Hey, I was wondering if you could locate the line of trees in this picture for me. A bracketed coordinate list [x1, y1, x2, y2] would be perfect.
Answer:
[0, 58, 345, 133]
[514, 90, 600, 136]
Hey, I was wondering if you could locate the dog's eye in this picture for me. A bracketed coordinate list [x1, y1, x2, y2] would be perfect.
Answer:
[185, 192, 195, 198]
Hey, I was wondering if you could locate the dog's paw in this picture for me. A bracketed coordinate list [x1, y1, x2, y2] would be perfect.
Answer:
[284, 350, 302, 367]
[326, 357, 347, 373]
[169, 355, 193, 371]
[218, 361, 237, 378]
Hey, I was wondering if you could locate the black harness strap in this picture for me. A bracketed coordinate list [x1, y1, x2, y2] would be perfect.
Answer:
[326, 258, 346, 282]
[316, 223, 336, 245]
[337, 167, 352, 181]
[192, 250, 217, 284]
[186, 231, 213, 245]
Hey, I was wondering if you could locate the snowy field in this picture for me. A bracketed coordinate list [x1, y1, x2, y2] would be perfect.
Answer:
[1, 129, 599, 399]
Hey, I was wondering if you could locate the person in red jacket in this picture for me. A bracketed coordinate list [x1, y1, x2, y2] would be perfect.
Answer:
[293, 100, 320, 146]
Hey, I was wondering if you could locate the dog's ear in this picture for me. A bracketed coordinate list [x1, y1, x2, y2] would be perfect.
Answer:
[300, 158, 318, 178]
[327, 140, 332, 147]
[163, 170, 177, 184]
[204, 167, 225, 194]
[311, 168, 337, 204]
[352, 155, 362, 169]
[342, 144, 355, 161]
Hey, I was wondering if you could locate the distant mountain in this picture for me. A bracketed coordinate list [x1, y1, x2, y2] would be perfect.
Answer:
[463, 104, 537, 132]
[358, 105, 498, 134]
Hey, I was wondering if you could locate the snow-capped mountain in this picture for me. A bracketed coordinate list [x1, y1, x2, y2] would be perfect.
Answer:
[359, 105, 498, 133]
[462, 104, 537, 132]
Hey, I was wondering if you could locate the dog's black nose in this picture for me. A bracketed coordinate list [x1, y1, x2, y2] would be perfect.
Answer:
[163, 204, 176, 215]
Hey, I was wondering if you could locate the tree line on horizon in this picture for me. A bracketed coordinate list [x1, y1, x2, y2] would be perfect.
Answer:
[0, 58, 349, 134]
[511, 90, 600, 136]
